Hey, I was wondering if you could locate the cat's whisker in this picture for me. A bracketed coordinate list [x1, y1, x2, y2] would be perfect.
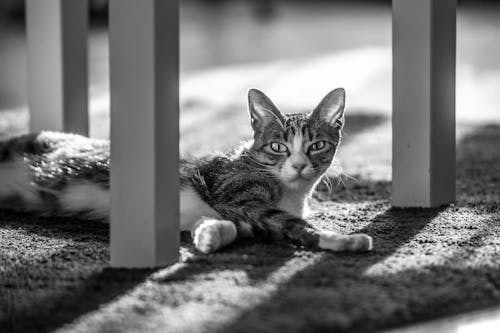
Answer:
[326, 177, 333, 194]
[322, 161, 358, 198]
[339, 175, 349, 190]
[333, 176, 344, 191]
[320, 176, 333, 195]
[340, 171, 359, 182]
[337, 173, 360, 200]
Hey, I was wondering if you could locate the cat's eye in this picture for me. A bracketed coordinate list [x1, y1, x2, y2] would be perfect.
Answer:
[269, 142, 288, 154]
[309, 141, 328, 153]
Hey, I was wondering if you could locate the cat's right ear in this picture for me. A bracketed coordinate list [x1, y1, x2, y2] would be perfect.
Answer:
[248, 89, 285, 132]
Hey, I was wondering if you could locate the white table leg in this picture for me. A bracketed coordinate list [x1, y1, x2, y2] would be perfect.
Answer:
[392, 0, 456, 207]
[26, 0, 89, 135]
[109, 0, 180, 267]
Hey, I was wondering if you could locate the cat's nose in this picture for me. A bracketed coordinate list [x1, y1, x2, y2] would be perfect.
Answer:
[292, 163, 307, 173]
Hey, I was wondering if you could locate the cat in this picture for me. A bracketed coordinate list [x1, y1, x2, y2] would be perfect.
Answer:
[0, 88, 372, 254]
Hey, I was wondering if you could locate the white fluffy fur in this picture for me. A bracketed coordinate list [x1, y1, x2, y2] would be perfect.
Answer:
[59, 182, 109, 219]
[180, 187, 221, 231]
[277, 187, 311, 219]
[191, 217, 237, 253]
[59, 184, 221, 225]
[0, 160, 225, 225]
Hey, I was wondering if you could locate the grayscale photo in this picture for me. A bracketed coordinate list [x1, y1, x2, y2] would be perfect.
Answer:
[0, 0, 499, 332]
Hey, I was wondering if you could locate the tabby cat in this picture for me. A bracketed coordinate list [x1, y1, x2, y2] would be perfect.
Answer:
[0, 88, 372, 253]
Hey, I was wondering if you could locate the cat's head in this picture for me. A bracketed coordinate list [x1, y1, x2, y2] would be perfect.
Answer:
[247, 88, 345, 191]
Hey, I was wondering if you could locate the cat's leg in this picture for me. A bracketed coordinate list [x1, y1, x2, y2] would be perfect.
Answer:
[191, 217, 238, 253]
[282, 220, 373, 253]
[208, 205, 373, 253]
[234, 207, 373, 253]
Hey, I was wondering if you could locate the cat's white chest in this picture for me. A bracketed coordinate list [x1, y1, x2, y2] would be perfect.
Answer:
[277, 189, 310, 219]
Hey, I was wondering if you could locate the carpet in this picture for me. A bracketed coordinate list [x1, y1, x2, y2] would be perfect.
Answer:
[0, 123, 499, 333]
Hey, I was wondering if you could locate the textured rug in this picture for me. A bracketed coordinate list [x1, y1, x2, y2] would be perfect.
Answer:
[1, 122, 499, 333]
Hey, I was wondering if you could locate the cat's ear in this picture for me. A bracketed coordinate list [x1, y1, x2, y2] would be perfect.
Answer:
[248, 89, 285, 131]
[311, 88, 345, 128]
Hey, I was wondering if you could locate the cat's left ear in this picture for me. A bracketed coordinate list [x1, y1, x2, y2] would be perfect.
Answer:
[248, 89, 285, 131]
[311, 88, 345, 128]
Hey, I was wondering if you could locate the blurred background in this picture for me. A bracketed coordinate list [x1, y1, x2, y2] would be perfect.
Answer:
[1, 0, 500, 181]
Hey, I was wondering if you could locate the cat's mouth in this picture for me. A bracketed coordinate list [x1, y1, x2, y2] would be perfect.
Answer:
[289, 174, 312, 182]
[284, 174, 315, 190]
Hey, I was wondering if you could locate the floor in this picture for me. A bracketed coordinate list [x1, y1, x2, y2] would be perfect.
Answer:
[1, 121, 499, 333]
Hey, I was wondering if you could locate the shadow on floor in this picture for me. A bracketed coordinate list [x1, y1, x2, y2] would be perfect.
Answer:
[0, 123, 499, 332]
[208, 124, 500, 332]
[1, 266, 154, 333]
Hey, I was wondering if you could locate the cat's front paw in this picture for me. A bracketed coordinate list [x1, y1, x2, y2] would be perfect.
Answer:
[319, 231, 373, 252]
[346, 233, 373, 252]
[192, 217, 237, 254]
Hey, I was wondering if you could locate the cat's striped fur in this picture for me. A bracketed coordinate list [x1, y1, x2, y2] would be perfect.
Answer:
[0, 88, 372, 253]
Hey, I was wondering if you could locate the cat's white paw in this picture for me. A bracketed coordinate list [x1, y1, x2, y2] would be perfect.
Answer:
[192, 217, 237, 254]
[346, 234, 373, 252]
[319, 231, 373, 252]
